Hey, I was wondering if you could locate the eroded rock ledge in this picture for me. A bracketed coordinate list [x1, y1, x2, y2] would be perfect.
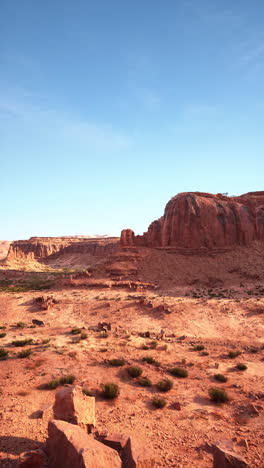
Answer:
[121, 191, 264, 249]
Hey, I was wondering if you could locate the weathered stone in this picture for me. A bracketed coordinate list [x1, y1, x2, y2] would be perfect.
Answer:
[17, 449, 46, 468]
[100, 432, 128, 453]
[172, 402, 181, 411]
[120, 229, 135, 246]
[121, 191, 264, 249]
[121, 436, 155, 468]
[46, 420, 122, 468]
[53, 385, 95, 429]
[213, 444, 249, 468]
[7, 236, 119, 260]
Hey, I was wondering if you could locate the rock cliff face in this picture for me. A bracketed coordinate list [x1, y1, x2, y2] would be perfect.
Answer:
[0, 241, 11, 260]
[122, 191, 264, 249]
[7, 237, 119, 261]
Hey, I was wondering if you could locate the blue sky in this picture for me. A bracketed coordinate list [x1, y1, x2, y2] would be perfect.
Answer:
[1, 0, 263, 239]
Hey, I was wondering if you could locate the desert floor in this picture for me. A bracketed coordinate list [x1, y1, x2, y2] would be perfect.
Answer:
[0, 245, 263, 467]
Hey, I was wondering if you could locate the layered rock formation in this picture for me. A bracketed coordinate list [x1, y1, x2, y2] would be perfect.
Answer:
[7, 236, 119, 261]
[122, 191, 264, 249]
[0, 241, 11, 260]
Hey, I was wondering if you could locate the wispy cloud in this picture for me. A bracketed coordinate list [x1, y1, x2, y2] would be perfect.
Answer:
[240, 41, 264, 65]
[182, 1, 242, 27]
[0, 87, 132, 152]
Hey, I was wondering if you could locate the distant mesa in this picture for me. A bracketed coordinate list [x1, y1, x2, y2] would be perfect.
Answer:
[121, 191, 264, 249]
[5, 191, 264, 262]
[6, 236, 119, 261]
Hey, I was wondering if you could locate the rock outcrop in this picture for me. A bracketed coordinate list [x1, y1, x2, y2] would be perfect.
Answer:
[213, 443, 249, 467]
[46, 420, 122, 468]
[122, 191, 264, 249]
[0, 240, 11, 260]
[53, 386, 96, 430]
[7, 236, 119, 261]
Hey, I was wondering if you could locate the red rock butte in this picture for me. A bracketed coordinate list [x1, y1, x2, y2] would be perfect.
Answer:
[121, 191, 264, 249]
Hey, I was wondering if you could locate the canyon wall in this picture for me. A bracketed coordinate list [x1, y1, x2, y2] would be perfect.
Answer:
[121, 191, 264, 249]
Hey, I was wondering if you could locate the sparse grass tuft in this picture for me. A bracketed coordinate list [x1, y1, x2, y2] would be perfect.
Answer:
[156, 378, 173, 392]
[138, 377, 152, 387]
[16, 322, 25, 328]
[228, 350, 241, 359]
[109, 358, 126, 367]
[127, 365, 143, 378]
[169, 367, 188, 378]
[193, 345, 205, 351]
[0, 348, 8, 360]
[236, 363, 247, 371]
[208, 387, 229, 403]
[142, 356, 161, 367]
[214, 374, 228, 383]
[45, 379, 60, 390]
[149, 340, 158, 349]
[70, 328, 81, 335]
[0, 333, 6, 338]
[59, 375, 75, 385]
[141, 344, 149, 350]
[152, 396, 167, 408]
[102, 382, 120, 399]
[18, 349, 32, 358]
[82, 388, 93, 397]
[12, 339, 33, 347]
[43, 374, 75, 390]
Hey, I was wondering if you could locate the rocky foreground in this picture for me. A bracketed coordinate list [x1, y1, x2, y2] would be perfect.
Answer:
[0, 241, 263, 467]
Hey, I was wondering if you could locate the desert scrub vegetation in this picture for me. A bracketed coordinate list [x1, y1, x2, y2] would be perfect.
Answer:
[193, 344, 205, 351]
[18, 349, 32, 358]
[60, 375, 75, 385]
[0, 348, 9, 360]
[0, 278, 52, 292]
[236, 363, 247, 371]
[214, 374, 228, 383]
[16, 322, 26, 328]
[127, 365, 143, 378]
[82, 388, 93, 397]
[156, 378, 173, 392]
[0, 333, 6, 338]
[149, 340, 158, 349]
[43, 375, 76, 389]
[228, 350, 241, 359]
[44, 378, 60, 390]
[102, 382, 120, 399]
[138, 376, 152, 387]
[11, 339, 33, 347]
[70, 328, 81, 335]
[208, 387, 229, 403]
[169, 367, 188, 378]
[80, 332, 87, 340]
[142, 356, 161, 367]
[109, 358, 126, 367]
[152, 396, 167, 408]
